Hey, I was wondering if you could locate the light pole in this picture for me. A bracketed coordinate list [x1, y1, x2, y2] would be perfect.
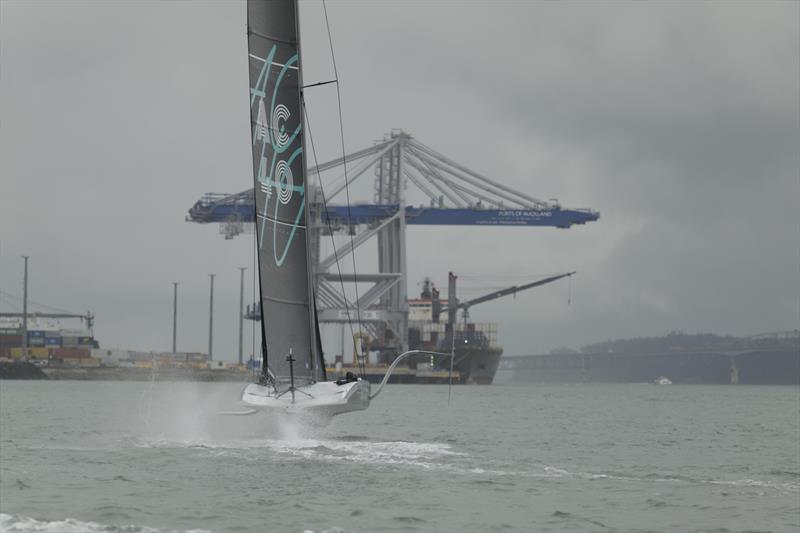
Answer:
[238, 267, 246, 366]
[172, 282, 178, 354]
[21, 256, 29, 360]
[208, 274, 215, 360]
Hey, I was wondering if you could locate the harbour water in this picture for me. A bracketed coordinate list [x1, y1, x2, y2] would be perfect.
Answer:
[1, 381, 798, 532]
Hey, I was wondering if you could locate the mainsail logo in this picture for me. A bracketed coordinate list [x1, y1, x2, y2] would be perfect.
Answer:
[275, 160, 294, 205]
[256, 100, 269, 141]
[271, 104, 291, 150]
[250, 44, 305, 267]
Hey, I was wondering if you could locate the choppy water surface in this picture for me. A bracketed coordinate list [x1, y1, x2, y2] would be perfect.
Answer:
[1, 381, 798, 532]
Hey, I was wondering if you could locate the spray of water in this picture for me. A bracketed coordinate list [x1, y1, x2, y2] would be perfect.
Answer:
[133, 380, 330, 446]
[137, 359, 158, 434]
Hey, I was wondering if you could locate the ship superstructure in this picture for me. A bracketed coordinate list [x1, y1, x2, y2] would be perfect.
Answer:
[405, 278, 501, 384]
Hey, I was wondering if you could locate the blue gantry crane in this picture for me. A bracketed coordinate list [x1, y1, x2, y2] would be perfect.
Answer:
[187, 130, 599, 352]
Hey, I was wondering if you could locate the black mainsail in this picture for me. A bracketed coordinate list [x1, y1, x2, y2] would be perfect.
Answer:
[235, 1, 447, 416]
[247, 0, 319, 387]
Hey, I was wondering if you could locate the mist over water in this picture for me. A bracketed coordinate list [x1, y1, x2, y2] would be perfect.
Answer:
[1, 381, 798, 532]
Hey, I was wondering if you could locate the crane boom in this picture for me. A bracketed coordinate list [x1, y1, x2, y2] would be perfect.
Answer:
[442, 272, 575, 313]
[0, 312, 94, 330]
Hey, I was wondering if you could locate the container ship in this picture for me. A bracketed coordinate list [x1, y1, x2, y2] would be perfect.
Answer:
[0, 315, 100, 366]
[325, 279, 503, 384]
[322, 273, 574, 385]
[0, 314, 253, 381]
[393, 279, 502, 384]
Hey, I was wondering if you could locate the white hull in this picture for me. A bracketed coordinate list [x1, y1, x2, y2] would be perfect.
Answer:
[240, 379, 371, 417]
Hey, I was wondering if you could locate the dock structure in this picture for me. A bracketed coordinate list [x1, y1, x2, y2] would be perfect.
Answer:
[187, 130, 599, 357]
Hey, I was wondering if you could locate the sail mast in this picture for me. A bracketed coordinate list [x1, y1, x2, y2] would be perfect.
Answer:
[247, 0, 319, 388]
[236, 1, 371, 417]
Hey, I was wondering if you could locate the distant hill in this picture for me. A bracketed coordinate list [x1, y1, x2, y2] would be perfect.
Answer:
[579, 330, 800, 355]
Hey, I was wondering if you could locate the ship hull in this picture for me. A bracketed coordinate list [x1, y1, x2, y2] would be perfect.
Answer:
[240, 379, 371, 417]
[452, 345, 503, 384]
[328, 345, 503, 385]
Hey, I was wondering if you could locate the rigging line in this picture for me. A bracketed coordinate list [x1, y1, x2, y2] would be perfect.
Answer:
[0, 290, 24, 301]
[568, 274, 572, 306]
[448, 317, 456, 407]
[0, 294, 21, 311]
[0, 290, 82, 316]
[302, 96, 363, 377]
[318, 280, 359, 310]
[457, 273, 557, 280]
[302, 79, 337, 89]
[0, 301, 21, 313]
[323, 0, 365, 376]
[252, 227, 257, 382]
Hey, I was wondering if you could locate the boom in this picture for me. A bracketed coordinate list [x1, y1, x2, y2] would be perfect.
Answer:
[445, 272, 576, 314]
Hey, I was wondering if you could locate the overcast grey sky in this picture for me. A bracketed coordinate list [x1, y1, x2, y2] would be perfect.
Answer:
[1, 0, 798, 360]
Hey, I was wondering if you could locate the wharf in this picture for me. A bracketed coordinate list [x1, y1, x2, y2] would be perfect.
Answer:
[0, 363, 460, 383]
[40, 366, 252, 382]
[326, 366, 460, 384]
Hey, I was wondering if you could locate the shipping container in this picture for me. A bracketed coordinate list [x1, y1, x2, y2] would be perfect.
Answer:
[28, 337, 45, 347]
[45, 337, 61, 346]
[59, 329, 90, 337]
[52, 347, 90, 359]
[0, 328, 22, 336]
[44, 331, 61, 338]
[0, 335, 22, 346]
[78, 336, 93, 345]
[128, 352, 154, 362]
[27, 330, 45, 338]
[28, 347, 49, 359]
[91, 348, 128, 361]
[80, 358, 100, 367]
[61, 336, 79, 347]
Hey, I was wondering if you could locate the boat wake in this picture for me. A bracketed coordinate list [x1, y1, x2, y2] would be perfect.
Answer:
[535, 466, 800, 493]
[130, 434, 457, 457]
[0, 513, 209, 533]
[126, 432, 482, 473]
[123, 431, 799, 494]
[263, 438, 467, 466]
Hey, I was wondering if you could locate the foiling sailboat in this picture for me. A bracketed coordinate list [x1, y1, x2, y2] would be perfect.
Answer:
[236, 0, 448, 418]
